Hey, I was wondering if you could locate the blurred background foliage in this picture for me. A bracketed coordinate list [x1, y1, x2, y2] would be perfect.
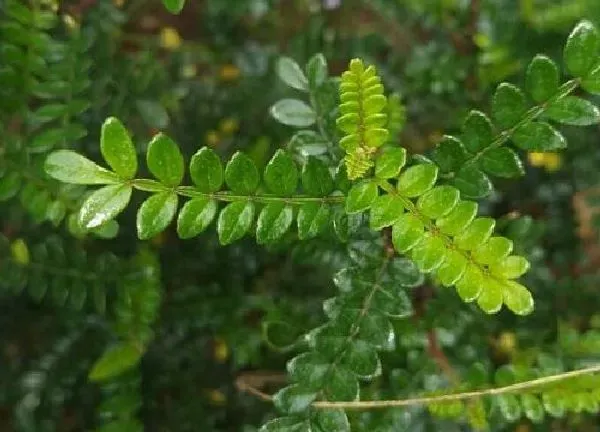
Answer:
[2, 0, 600, 431]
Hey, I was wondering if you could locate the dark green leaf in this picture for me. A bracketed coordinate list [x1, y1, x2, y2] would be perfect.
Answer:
[341, 340, 380, 379]
[273, 384, 317, 414]
[452, 166, 492, 198]
[147, 134, 184, 186]
[546, 96, 600, 126]
[264, 150, 298, 196]
[375, 147, 406, 178]
[512, 121, 566, 151]
[521, 394, 545, 423]
[136, 192, 178, 240]
[581, 64, 600, 95]
[526, 55, 559, 103]
[190, 147, 223, 193]
[287, 352, 330, 390]
[370, 194, 405, 230]
[225, 152, 260, 195]
[89, 343, 141, 382]
[277, 57, 309, 91]
[256, 202, 293, 244]
[345, 181, 378, 214]
[45, 150, 119, 185]
[564, 20, 600, 77]
[263, 321, 300, 351]
[217, 201, 255, 245]
[497, 395, 522, 422]
[492, 83, 527, 129]
[136, 99, 169, 129]
[297, 202, 330, 239]
[462, 111, 493, 152]
[260, 417, 310, 432]
[311, 410, 349, 432]
[0, 172, 21, 201]
[324, 366, 359, 401]
[432, 136, 468, 172]
[176, 197, 217, 239]
[271, 99, 316, 127]
[302, 157, 334, 196]
[100, 117, 137, 179]
[480, 147, 524, 178]
[306, 53, 328, 88]
[79, 185, 132, 229]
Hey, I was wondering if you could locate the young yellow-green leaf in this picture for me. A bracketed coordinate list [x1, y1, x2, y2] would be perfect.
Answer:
[512, 121, 566, 151]
[392, 213, 425, 253]
[217, 201, 255, 245]
[190, 147, 223, 193]
[545, 96, 600, 126]
[277, 57, 309, 91]
[256, 202, 293, 244]
[271, 99, 316, 127]
[480, 147, 524, 178]
[472, 236, 513, 265]
[264, 150, 298, 196]
[100, 117, 137, 179]
[397, 163, 438, 197]
[526, 55, 559, 103]
[147, 134, 184, 187]
[416, 185, 460, 219]
[432, 136, 468, 173]
[455, 264, 483, 302]
[477, 279, 504, 314]
[456, 217, 495, 250]
[375, 147, 406, 178]
[489, 255, 530, 279]
[176, 197, 217, 239]
[45, 150, 119, 185]
[88, 342, 141, 382]
[503, 281, 534, 315]
[370, 194, 405, 230]
[411, 234, 446, 273]
[273, 384, 317, 414]
[581, 64, 600, 95]
[564, 20, 600, 77]
[492, 83, 527, 129]
[136, 192, 178, 240]
[436, 249, 467, 286]
[462, 111, 493, 153]
[297, 202, 329, 240]
[345, 181, 378, 214]
[79, 184, 132, 229]
[302, 157, 334, 196]
[453, 166, 492, 199]
[163, 0, 185, 14]
[225, 152, 259, 195]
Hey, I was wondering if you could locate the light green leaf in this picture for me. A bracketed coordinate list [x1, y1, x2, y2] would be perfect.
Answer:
[163, 0, 185, 13]
[497, 395, 522, 421]
[79, 184, 132, 229]
[546, 96, 600, 126]
[480, 147, 524, 178]
[297, 203, 329, 239]
[89, 342, 141, 382]
[370, 194, 405, 230]
[147, 133, 184, 187]
[416, 185, 460, 219]
[526, 55, 559, 103]
[492, 83, 527, 129]
[136, 99, 169, 129]
[452, 166, 492, 199]
[256, 203, 293, 244]
[456, 217, 495, 250]
[306, 53, 328, 88]
[100, 117, 137, 179]
[345, 181, 378, 214]
[392, 213, 425, 253]
[225, 152, 259, 195]
[521, 394, 545, 423]
[472, 236, 513, 265]
[375, 147, 406, 178]
[581, 64, 600, 95]
[512, 121, 566, 151]
[277, 57, 309, 91]
[456, 264, 484, 302]
[436, 249, 467, 287]
[45, 150, 119, 185]
[264, 150, 298, 196]
[477, 279, 504, 314]
[217, 201, 255, 245]
[432, 136, 468, 172]
[397, 163, 438, 197]
[271, 99, 316, 127]
[411, 234, 446, 273]
[564, 20, 600, 77]
[489, 255, 530, 279]
[302, 157, 334, 196]
[503, 281, 534, 315]
[176, 197, 217, 239]
[190, 147, 223, 193]
[136, 192, 178, 240]
[462, 111, 493, 152]
[273, 384, 317, 414]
